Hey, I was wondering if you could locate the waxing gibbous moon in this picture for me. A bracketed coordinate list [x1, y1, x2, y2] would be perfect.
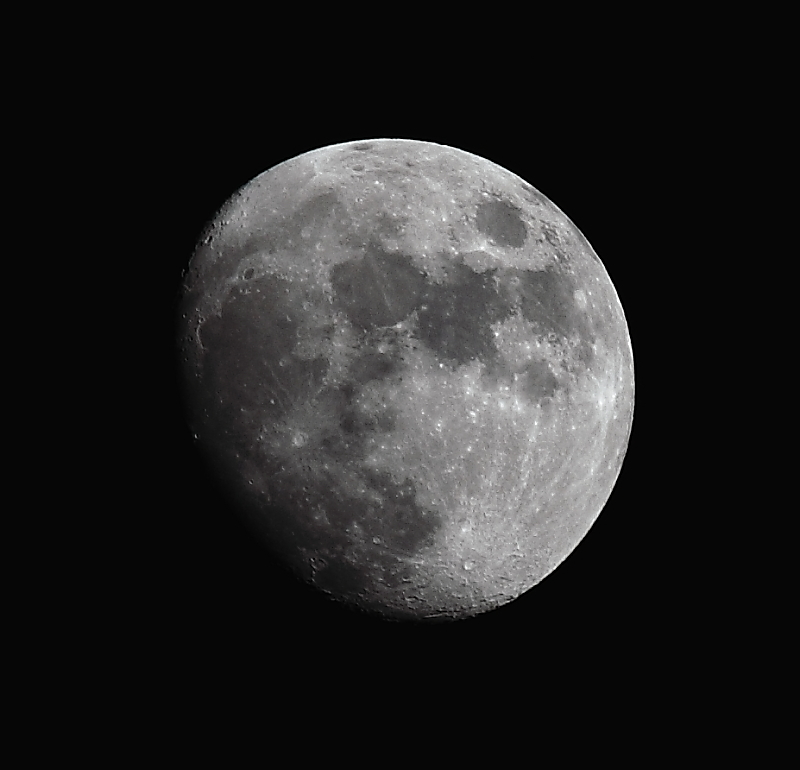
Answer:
[175, 139, 634, 621]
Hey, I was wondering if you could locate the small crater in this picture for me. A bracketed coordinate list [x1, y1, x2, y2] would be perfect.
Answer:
[352, 142, 374, 151]
[291, 431, 308, 448]
[243, 267, 254, 280]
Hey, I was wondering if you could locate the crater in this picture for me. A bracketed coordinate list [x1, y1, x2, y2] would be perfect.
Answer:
[475, 198, 527, 248]
[331, 244, 426, 332]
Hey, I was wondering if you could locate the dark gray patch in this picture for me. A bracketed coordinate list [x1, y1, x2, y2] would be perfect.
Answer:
[316, 389, 367, 461]
[517, 266, 584, 340]
[352, 142, 374, 151]
[359, 470, 442, 555]
[313, 382, 351, 420]
[198, 275, 329, 447]
[416, 261, 512, 368]
[352, 164, 365, 172]
[340, 402, 398, 439]
[283, 190, 342, 243]
[320, 468, 441, 559]
[496, 266, 598, 381]
[375, 211, 405, 238]
[475, 198, 527, 248]
[243, 267, 254, 280]
[521, 360, 560, 402]
[350, 351, 402, 384]
[318, 430, 364, 463]
[375, 410, 397, 432]
[374, 559, 409, 590]
[313, 557, 370, 596]
[331, 244, 426, 331]
[574, 339, 595, 370]
[313, 381, 396, 460]
[481, 358, 515, 392]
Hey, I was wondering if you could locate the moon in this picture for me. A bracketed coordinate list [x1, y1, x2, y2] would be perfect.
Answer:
[175, 139, 634, 621]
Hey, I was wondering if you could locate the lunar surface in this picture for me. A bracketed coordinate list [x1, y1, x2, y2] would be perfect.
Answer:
[176, 139, 634, 621]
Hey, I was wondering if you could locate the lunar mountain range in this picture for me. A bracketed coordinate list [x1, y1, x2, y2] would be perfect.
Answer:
[175, 139, 634, 621]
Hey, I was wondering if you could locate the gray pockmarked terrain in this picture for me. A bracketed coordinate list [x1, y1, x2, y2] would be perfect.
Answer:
[176, 139, 634, 621]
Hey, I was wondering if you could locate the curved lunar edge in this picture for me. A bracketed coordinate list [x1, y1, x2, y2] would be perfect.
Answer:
[176, 139, 634, 621]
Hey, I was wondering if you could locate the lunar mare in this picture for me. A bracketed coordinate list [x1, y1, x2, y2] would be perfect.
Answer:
[176, 139, 634, 620]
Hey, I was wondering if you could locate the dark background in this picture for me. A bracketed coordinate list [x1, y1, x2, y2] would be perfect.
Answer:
[22, 22, 754, 735]
[27, 19, 764, 736]
[146, 94, 666, 685]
